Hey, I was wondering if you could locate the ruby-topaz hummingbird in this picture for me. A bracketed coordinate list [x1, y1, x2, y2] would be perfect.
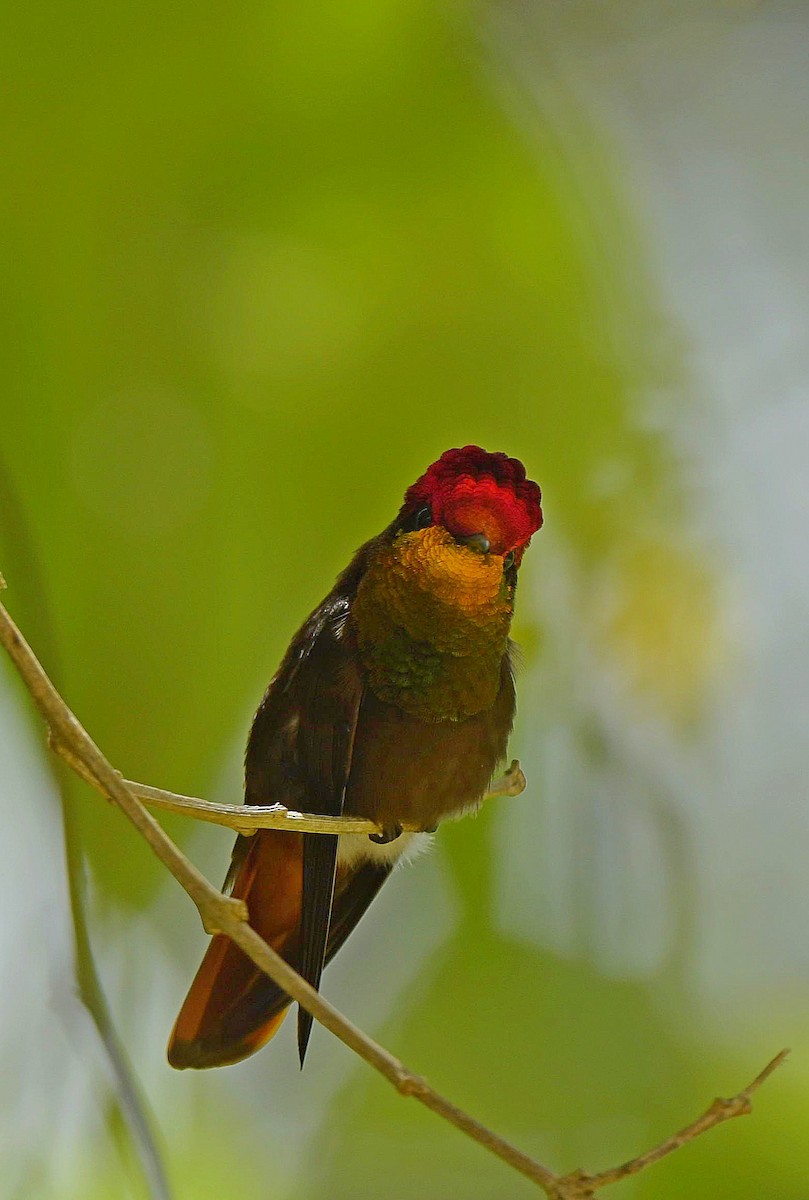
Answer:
[168, 445, 543, 1069]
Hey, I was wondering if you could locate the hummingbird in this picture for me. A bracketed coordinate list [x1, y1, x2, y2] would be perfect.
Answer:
[168, 446, 542, 1069]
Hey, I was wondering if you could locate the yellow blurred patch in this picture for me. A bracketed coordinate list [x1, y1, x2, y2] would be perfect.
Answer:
[597, 537, 725, 725]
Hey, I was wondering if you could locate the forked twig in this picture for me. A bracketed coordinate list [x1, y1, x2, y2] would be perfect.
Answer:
[0, 582, 787, 1198]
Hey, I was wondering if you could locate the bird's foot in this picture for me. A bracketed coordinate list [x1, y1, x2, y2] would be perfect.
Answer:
[369, 823, 403, 845]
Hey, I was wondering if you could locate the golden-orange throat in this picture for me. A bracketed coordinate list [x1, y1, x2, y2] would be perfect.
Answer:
[352, 526, 514, 720]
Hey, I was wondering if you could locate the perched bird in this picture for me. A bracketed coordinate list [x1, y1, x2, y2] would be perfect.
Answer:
[168, 445, 542, 1070]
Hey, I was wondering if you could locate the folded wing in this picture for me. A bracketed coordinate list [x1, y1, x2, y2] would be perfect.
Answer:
[168, 591, 383, 1070]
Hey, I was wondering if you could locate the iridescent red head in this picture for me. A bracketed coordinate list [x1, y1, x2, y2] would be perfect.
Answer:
[401, 445, 542, 561]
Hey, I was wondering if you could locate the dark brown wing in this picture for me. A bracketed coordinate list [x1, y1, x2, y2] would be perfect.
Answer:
[282, 597, 364, 1063]
[168, 588, 369, 1069]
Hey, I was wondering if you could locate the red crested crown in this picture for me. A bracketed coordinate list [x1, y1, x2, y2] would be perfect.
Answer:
[401, 445, 542, 559]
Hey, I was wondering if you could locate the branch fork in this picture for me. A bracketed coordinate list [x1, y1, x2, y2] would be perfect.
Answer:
[0, 582, 787, 1198]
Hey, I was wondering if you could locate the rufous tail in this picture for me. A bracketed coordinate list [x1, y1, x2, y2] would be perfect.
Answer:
[167, 830, 302, 1069]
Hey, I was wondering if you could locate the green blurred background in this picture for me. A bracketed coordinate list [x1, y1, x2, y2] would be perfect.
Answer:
[3, 2, 809, 1197]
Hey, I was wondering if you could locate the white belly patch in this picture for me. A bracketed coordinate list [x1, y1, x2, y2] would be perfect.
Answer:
[336, 830, 433, 871]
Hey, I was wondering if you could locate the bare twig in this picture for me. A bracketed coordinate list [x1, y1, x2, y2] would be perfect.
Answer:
[0, 585, 787, 1198]
[553, 1048, 790, 1198]
[0, 497, 170, 1200]
[0, 591, 555, 1191]
[51, 737, 526, 836]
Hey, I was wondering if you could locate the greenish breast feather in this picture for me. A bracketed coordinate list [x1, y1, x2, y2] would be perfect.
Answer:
[352, 527, 515, 721]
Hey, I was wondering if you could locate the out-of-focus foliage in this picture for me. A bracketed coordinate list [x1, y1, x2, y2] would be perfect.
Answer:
[1, 2, 805, 1199]
[0, 0, 689, 904]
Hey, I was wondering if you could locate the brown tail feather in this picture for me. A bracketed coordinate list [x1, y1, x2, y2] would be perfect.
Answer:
[167, 833, 397, 1070]
[167, 830, 303, 1069]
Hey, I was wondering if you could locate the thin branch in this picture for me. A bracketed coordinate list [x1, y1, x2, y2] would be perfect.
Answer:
[0, 590, 554, 1191]
[58, 770, 172, 1200]
[0, 584, 787, 1198]
[51, 736, 526, 836]
[553, 1048, 790, 1198]
[0, 470, 171, 1200]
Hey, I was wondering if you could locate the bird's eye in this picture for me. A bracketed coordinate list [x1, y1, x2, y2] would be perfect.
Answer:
[503, 550, 516, 571]
[413, 505, 432, 530]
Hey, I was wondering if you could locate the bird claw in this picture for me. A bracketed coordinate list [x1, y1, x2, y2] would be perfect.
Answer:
[369, 824, 403, 845]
